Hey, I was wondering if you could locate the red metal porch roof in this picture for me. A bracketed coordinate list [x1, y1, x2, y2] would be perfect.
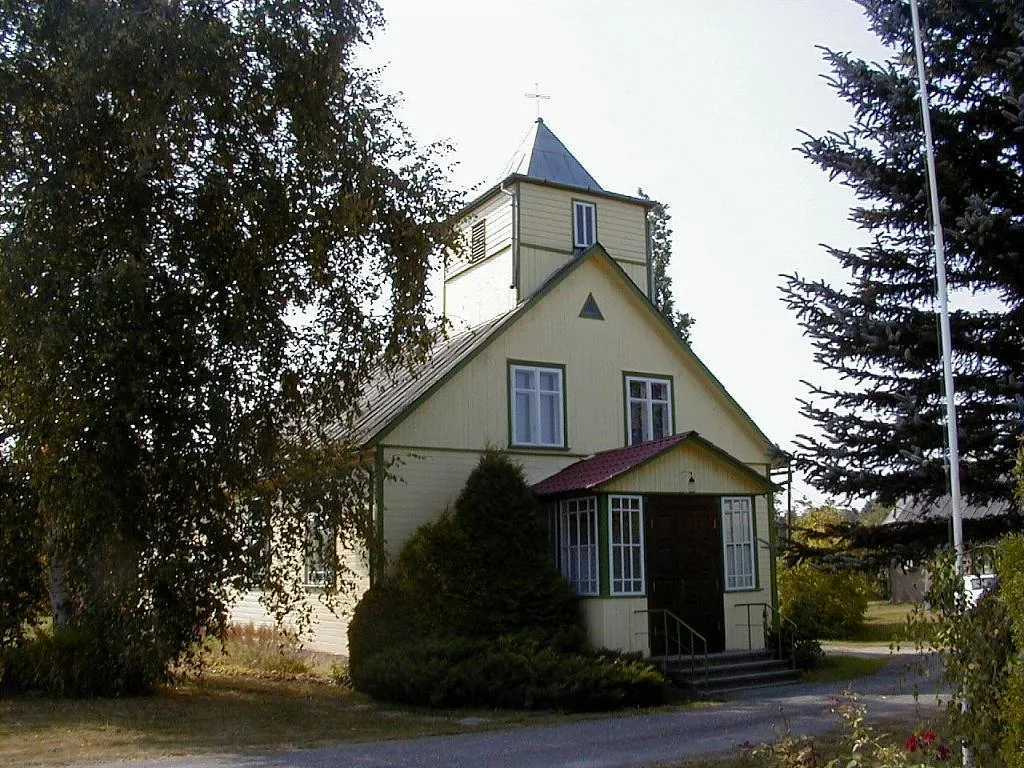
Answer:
[532, 432, 697, 496]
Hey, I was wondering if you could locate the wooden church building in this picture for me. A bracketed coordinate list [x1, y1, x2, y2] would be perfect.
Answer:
[234, 119, 786, 658]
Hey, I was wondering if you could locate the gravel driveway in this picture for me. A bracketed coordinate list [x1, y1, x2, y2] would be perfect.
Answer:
[80, 646, 950, 768]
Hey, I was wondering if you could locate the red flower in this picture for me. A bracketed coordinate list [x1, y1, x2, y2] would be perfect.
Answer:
[921, 730, 938, 746]
[905, 734, 918, 752]
[937, 744, 951, 761]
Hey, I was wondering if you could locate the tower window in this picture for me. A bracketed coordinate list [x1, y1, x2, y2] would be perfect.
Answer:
[573, 201, 596, 250]
[471, 219, 486, 261]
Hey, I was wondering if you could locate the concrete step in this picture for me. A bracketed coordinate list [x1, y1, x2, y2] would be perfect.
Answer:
[653, 650, 801, 695]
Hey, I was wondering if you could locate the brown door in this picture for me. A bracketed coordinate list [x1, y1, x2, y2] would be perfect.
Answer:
[646, 495, 725, 653]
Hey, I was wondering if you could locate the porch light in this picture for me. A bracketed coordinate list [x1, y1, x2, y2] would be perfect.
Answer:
[687, 472, 695, 493]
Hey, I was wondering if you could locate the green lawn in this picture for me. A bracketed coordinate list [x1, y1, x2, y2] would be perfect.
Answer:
[845, 600, 928, 644]
[0, 673, 564, 767]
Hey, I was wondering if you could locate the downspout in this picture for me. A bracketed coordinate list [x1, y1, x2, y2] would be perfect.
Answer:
[645, 210, 653, 299]
[499, 182, 519, 303]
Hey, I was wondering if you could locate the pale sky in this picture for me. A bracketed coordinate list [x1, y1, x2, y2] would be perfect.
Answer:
[360, 1, 894, 506]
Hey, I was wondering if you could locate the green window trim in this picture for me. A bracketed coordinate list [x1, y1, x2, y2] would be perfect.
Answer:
[507, 359, 568, 450]
[608, 494, 646, 596]
[622, 371, 676, 446]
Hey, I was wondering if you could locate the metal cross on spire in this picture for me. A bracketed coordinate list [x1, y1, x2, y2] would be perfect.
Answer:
[524, 82, 550, 119]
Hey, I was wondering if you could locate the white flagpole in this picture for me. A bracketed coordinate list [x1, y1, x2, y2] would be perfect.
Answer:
[908, 1, 969, 764]
[908, 0, 965, 574]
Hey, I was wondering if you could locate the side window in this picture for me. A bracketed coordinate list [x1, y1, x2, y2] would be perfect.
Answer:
[573, 200, 596, 250]
[625, 375, 672, 445]
[510, 363, 565, 447]
[722, 496, 755, 590]
[303, 516, 335, 588]
[609, 495, 645, 595]
[559, 497, 599, 595]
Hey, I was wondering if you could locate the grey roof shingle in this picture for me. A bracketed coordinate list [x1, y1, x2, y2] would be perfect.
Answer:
[498, 118, 603, 191]
[350, 310, 516, 445]
[884, 496, 1013, 524]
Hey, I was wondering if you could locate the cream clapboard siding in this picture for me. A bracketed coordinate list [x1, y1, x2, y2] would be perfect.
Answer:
[600, 442, 768, 495]
[229, 547, 370, 656]
[580, 597, 648, 655]
[516, 182, 648, 299]
[386, 252, 768, 464]
[447, 191, 513, 276]
[377, 448, 653, 655]
[444, 191, 516, 327]
[379, 446, 577, 559]
[378, 253, 774, 654]
[444, 246, 516, 329]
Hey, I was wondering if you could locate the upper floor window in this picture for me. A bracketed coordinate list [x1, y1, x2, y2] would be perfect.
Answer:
[722, 496, 755, 591]
[470, 219, 486, 261]
[573, 200, 596, 250]
[510, 363, 565, 447]
[625, 375, 672, 445]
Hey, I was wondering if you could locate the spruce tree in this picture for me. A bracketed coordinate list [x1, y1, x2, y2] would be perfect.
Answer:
[639, 189, 694, 343]
[781, 0, 1024, 505]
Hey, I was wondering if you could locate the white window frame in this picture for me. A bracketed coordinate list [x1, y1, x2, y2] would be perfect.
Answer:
[609, 495, 645, 595]
[510, 363, 565, 448]
[721, 496, 756, 591]
[573, 200, 596, 249]
[625, 375, 673, 445]
[303, 516, 334, 588]
[559, 497, 599, 596]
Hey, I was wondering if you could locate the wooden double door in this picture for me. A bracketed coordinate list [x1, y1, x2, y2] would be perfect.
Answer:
[645, 494, 725, 653]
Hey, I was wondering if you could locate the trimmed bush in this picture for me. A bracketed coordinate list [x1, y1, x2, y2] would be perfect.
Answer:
[349, 451, 583, 668]
[348, 451, 661, 710]
[350, 631, 665, 711]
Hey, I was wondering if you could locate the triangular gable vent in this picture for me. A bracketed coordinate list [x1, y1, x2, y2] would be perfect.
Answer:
[579, 292, 604, 320]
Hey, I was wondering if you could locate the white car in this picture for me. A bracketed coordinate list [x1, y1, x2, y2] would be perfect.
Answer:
[963, 574, 997, 607]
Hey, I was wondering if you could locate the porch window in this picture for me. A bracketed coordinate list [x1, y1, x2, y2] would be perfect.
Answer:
[510, 363, 565, 448]
[626, 375, 672, 445]
[722, 496, 755, 590]
[559, 497, 599, 595]
[609, 495, 645, 595]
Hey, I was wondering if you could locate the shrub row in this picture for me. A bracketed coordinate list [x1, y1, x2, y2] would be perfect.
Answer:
[2, 617, 166, 696]
[349, 632, 666, 711]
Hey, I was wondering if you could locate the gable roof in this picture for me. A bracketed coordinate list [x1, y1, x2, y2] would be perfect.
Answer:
[883, 496, 1014, 525]
[498, 118, 603, 191]
[531, 432, 776, 497]
[353, 244, 778, 455]
[350, 310, 517, 445]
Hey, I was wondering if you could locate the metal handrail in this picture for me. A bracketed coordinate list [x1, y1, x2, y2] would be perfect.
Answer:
[634, 608, 708, 687]
[735, 601, 799, 669]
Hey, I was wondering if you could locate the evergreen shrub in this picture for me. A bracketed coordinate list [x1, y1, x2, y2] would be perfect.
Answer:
[351, 632, 665, 711]
[348, 450, 663, 710]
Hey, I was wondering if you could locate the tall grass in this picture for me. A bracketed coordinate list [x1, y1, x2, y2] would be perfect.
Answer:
[197, 623, 345, 683]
